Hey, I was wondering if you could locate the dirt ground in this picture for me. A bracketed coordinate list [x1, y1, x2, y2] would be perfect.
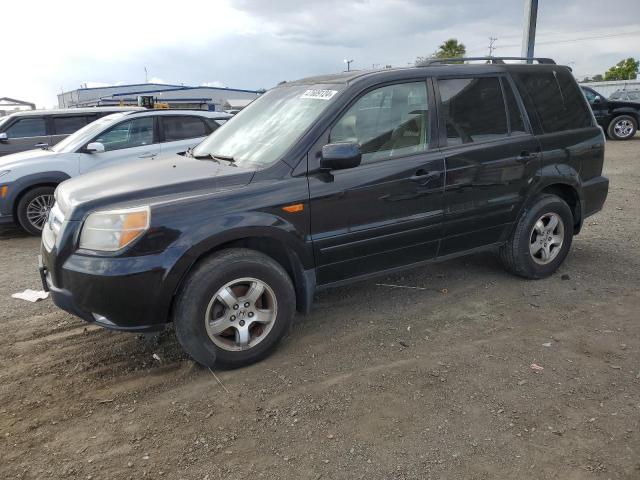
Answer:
[1, 140, 639, 480]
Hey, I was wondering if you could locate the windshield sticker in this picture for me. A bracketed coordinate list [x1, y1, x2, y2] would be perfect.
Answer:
[301, 89, 338, 100]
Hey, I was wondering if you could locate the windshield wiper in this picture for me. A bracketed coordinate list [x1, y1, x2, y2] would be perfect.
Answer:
[194, 153, 237, 166]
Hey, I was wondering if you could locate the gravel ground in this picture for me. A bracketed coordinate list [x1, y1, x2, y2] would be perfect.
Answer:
[1, 140, 639, 480]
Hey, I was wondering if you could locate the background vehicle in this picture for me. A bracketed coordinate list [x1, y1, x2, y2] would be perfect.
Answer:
[0, 107, 140, 157]
[41, 58, 608, 368]
[608, 89, 640, 102]
[581, 85, 640, 140]
[1, 110, 231, 234]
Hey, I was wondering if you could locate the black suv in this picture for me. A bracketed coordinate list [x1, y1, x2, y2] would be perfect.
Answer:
[581, 85, 640, 140]
[40, 58, 609, 368]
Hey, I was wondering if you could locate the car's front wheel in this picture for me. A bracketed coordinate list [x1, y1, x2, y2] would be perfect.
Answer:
[16, 186, 56, 235]
[174, 248, 295, 368]
[500, 194, 574, 279]
[607, 114, 637, 140]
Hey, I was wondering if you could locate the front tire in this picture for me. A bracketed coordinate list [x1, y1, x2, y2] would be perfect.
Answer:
[500, 194, 574, 279]
[607, 114, 637, 140]
[174, 248, 295, 368]
[16, 186, 56, 235]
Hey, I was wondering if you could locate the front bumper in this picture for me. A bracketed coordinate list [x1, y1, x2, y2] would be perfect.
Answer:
[39, 250, 172, 333]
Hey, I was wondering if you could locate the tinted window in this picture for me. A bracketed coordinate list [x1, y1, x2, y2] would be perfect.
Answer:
[438, 77, 507, 145]
[330, 82, 429, 163]
[5, 117, 46, 138]
[514, 70, 592, 133]
[582, 87, 598, 104]
[52, 116, 88, 135]
[503, 80, 526, 135]
[94, 117, 154, 151]
[163, 116, 208, 142]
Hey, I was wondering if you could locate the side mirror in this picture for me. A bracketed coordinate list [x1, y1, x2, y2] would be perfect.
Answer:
[0, 132, 7, 142]
[594, 95, 602, 103]
[85, 142, 105, 154]
[320, 142, 361, 171]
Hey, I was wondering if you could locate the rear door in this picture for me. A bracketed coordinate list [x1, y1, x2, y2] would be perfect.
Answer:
[159, 115, 212, 155]
[0, 116, 50, 155]
[50, 115, 92, 146]
[79, 115, 160, 174]
[308, 79, 445, 285]
[437, 75, 542, 256]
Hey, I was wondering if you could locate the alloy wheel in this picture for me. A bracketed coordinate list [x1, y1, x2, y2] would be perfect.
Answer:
[26, 194, 55, 231]
[204, 277, 278, 351]
[529, 212, 564, 265]
[614, 118, 635, 138]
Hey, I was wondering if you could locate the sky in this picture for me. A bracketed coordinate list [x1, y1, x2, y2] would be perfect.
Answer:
[2, 0, 639, 108]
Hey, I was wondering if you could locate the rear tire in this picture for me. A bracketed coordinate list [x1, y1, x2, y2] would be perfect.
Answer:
[500, 194, 573, 279]
[16, 186, 56, 236]
[174, 248, 295, 368]
[607, 114, 637, 140]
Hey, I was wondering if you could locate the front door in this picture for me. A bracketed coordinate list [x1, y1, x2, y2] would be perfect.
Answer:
[0, 116, 50, 156]
[308, 80, 445, 285]
[79, 116, 160, 174]
[436, 75, 542, 256]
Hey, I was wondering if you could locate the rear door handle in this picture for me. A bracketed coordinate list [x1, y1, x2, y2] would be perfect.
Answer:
[34, 143, 49, 148]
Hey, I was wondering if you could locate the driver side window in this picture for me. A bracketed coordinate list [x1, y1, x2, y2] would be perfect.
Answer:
[94, 117, 155, 152]
[582, 88, 597, 104]
[330, 82, 429, 164]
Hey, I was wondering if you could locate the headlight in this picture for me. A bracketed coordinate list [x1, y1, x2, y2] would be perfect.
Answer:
[79, 206, 150, 252]
[0, 170, 10, 178]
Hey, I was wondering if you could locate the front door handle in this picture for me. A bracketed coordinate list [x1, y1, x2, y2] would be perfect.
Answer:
[138, 152, 157, 159]
[516, 151, 538, 163]
[34, 143, 49, 148]
[409, 169, 439, 182]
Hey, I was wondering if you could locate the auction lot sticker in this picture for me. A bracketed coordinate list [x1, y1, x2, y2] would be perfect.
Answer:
[301, 89, 338, 100]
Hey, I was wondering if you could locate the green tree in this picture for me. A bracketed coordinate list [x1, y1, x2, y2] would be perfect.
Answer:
[415, 38, 467, 65]
[435, 38, 467, 59]
[604, 58, 639, 81]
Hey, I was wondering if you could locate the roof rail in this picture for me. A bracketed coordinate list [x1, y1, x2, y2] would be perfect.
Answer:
[417, 56, 556, 66]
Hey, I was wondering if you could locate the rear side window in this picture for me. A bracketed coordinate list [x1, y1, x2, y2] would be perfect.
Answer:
[52, 116, 88, 135]
[162, 116, 209, 142]
[513, 70, 592, 133]
[5, 117, 47, 138]
[438, 77, 507, 145]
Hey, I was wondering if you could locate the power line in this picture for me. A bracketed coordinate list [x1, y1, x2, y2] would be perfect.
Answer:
[498, 29, 640, 49]
[488, 37, 498, 56]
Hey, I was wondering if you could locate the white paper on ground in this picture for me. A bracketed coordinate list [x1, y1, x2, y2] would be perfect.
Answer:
[12, 289, 49, 302]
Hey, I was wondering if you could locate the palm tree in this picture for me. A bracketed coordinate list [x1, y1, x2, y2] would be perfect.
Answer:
[435, 39, 466, 59]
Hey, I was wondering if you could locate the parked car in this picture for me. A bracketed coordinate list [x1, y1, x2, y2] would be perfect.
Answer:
[0, 107, 141, 157]
[608, 89, 640, 102]
[580, 85, 640, 140]
[40, 58, 608, 368]
[0, 110, 231, 234]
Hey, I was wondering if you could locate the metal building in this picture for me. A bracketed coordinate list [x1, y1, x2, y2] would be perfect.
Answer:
[58, 83, 262, 111]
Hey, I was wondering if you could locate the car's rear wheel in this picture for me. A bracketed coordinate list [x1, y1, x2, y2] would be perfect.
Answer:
[16, 186, 56, 235]
[174, 248, 295, 368]
[607, 114, 637, 140]
[500, 194, 573, 279]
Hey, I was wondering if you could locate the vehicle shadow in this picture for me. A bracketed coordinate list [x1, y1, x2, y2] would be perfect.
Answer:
[0, 225, 31, 240]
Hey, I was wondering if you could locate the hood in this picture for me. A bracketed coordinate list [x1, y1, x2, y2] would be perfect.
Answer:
[0, 148, 59, 172]
[607, 99, 640, 109]
[57, 153, 254, 220]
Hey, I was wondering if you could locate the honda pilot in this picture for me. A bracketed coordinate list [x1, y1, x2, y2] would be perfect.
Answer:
[40, 58, 609, 368]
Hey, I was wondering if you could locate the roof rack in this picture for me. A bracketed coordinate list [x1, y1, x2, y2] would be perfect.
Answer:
[417, 56, 556, 66]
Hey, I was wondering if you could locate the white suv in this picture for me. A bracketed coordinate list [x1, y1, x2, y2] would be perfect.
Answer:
[0, 109, 231, 234]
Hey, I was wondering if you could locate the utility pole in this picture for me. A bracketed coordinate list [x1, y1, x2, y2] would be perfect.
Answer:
[521, 0, 538, 63]
[344, 59, 354, 72]
[144, 67, 148, 83]
[488, 37, 497, 56]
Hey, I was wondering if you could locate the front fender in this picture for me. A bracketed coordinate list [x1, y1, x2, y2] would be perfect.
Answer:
[0, 171, 70, 217]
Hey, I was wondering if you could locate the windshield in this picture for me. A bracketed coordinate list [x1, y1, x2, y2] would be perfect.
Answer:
[51, 112, 128, 152]
[192, 84, 344, 168]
